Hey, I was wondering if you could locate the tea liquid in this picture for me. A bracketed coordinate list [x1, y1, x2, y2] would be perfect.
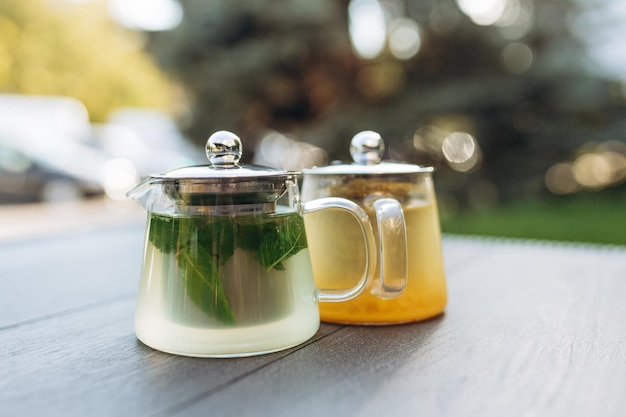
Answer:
[305, 202, 447, 324]
[135, 211, 320, 357]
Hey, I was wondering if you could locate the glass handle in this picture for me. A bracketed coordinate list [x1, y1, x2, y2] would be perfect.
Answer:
[371, 198, 407, 299]
[303, 197, 377, 302]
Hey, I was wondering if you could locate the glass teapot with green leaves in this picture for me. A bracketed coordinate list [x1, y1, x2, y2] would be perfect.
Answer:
[126, 131, 379, 358]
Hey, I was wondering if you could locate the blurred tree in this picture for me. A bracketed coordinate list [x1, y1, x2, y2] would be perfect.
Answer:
[146, 0, 626, 208]
[0, 0, 171, 122]
[146, 0, 353, 150]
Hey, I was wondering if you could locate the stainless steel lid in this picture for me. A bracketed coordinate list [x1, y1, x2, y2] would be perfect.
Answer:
[149, 131, 297, 208]
[302, 131, 433, 175]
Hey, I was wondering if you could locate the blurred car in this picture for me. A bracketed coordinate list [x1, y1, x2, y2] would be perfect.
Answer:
[0, 94, 137, 204]
[93, 108, 203, 178]
[0, 136, 106, 204]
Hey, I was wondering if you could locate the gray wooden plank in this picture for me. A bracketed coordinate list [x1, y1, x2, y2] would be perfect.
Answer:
[0, 296, 342, 416]
[441, 234, 490, 271]
[168, 240, 626, 417]
[0, 223, 145, 327]
[4, 226, 625, 417]
[0, 198, 146, 244]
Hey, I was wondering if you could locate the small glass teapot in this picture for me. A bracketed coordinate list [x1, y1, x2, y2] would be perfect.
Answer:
[126, 131, 379, 357]
[302, 131, 448, 325]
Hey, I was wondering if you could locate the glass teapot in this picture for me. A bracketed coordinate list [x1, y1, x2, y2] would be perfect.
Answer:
[301, 131, 448, 325]
[126, 131, 379, 357]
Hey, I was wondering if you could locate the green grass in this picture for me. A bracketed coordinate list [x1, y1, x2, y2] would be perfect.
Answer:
[440, 193, 626, 246]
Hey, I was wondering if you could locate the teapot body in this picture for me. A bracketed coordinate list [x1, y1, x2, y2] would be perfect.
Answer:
[302, 169, 447, 325]
[135, 198, 321, 357]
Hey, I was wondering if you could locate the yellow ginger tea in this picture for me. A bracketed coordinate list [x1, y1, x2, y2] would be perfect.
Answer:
[305, 200, 447, 324]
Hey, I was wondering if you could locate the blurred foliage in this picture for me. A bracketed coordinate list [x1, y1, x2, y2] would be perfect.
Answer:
[1, 0, 624, 212]
[441, 191, 626, 245]
[0, 0, 171, 122]
[146, 0, 352, 146]
[145, 0, 626, 210]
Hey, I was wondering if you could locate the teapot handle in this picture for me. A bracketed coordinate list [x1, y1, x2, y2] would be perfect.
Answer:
[371, 198, 407, 298]
[302, 198, 377, 302]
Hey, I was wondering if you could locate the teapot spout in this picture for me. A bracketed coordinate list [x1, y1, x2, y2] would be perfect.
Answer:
[126, 177, 155, 211]
[126, 177, 173, 214]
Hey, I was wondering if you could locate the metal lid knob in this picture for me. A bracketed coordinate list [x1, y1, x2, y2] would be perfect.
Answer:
[206, 130, 242, 167]
[350, 130, 385, 165]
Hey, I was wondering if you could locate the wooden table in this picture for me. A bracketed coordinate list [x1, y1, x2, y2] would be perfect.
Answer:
[2, 219, 625, 416]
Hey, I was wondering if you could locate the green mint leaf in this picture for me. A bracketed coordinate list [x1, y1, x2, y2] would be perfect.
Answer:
[148, 214, 236, 325]
[235, 220, 276, 251]
[198, 217, 235, 266]
[258, 216, 307, 272]
[148, 214, 185, 253]
[179, 246, 236, 325]
[147, 212, 307, 325]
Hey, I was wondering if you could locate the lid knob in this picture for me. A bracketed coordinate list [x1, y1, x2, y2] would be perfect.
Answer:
[350, 130, 385, 165]
[206, 130, 242, 167]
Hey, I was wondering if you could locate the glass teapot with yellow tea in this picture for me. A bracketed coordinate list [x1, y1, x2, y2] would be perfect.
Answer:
[301, 131, 448, 325]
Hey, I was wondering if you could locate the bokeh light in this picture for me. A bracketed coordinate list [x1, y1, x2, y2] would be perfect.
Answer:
[429, 3, 461, 36]
[573, 153, 612, 190]
[600, 151, 626, 183]
[544, 162, 579, 195]
[103, 158, 138, 201]
[456, 0, 508, 26]
[496, 0, 535, 39]
[500, 42, 534, 74]
[441, 131, 481, 172]
[253, 131, 328, 171]
[348, 0, 387, 59]
[456, 0, 535, 40]
[53, 98, 91, 138]
[413, 125, 447, 161]
[442, 132, 476, 164]
[413, 122, 482, 173]
[388, 18, 422, 60]
[109, 0, 183, 32]
[544, 141, 626, 195]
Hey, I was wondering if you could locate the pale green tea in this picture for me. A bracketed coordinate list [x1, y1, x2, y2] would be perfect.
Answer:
[135, 211, 319, 357]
